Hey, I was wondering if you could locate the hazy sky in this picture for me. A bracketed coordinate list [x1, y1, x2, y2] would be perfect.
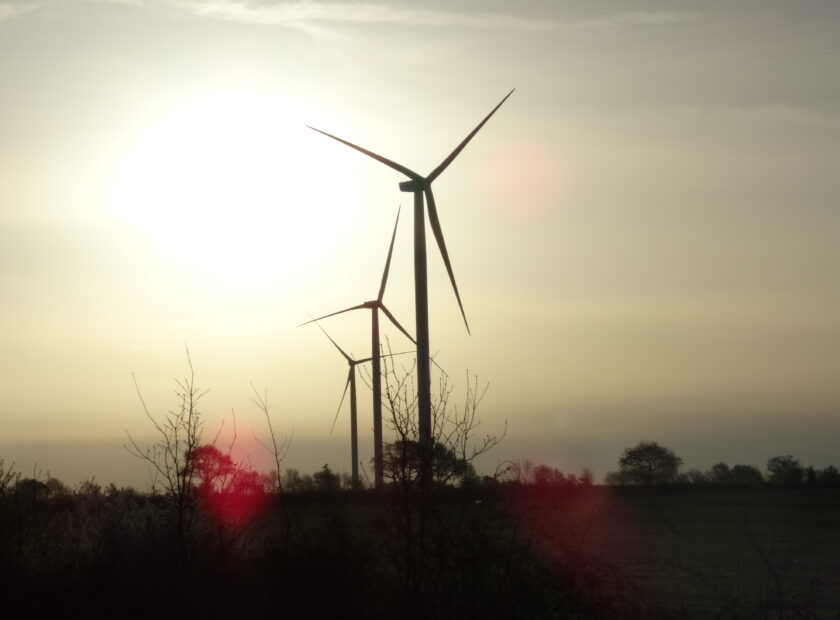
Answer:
[2, 0, 839, 486]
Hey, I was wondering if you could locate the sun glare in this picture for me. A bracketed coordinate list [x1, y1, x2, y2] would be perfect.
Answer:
[112, 92, 360, 286]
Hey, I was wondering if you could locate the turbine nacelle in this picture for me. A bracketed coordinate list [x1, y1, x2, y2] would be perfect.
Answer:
[399, 179, 428, 193]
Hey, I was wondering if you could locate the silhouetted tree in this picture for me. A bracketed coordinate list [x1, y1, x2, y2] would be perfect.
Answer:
[532, 463, 565, 486]
[708, 462, 732, 483]
[500, 458, 536, 484]
[0, 458, 19, 495]
[282, 468, 315, 493]
[603, 470, 626, 486]
[13, 478, 48, 501]
[313, 464, 341, 493]
[618, 441, 683, 485]
[766, 455, 803, 486]
[731, 464, 763, 484]
[190, 444, 268, 530]
[820, 465, 840, 486]
[125, 347, 205, 553]
[687, 469, 707, 484]
[382, 439, 478, 488]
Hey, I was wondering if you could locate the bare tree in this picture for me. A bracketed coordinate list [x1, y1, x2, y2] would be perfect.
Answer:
[251, 383, 293, 539]
[0, 459, 19, 496]
[125, 345, 206, 552]
[250, 384, 292, 495]
[378, 347, 503, 490]
[376, 343, 505, 614]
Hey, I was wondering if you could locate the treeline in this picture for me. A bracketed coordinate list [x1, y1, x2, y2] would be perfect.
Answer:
[675, 457, 840, 487]
[0, 455, 617, 619]
[600, 441, 840, 489]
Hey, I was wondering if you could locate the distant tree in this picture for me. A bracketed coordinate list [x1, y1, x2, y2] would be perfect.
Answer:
[618, 441, 683, 485]
[580, 469, 594, 487]
[44, 477, 68, 497]
[193, 445, 236, 494]
[299, 473, 315, 492]
[819, 465, 840, 486]
[499, 458, 535, 484]
[0, 459, 20, 495]
[77, 479, 102, 497]
[259, 471, 278, 493]
[730, 464, 764, 485]
[191, 444, 268, 527]
[382, 440, 478, 488]
[14, 478, 48, 500]
[532, 464, 558, 486]
[603, 470, 627, 486]
[708, 462, 732, 484]
[481, 474, 499, 487]
[313, 464, 341, 493]
[282, 468, 303, 493]
[804, 465, 818, 485]
[687, 469, 708, 484]
[766, 455, 803, 486]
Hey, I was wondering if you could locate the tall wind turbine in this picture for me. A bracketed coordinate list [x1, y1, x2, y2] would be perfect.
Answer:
[313, 321, 373, 489]
[307, 89, 514, 462]
[301, 209, 415, 490]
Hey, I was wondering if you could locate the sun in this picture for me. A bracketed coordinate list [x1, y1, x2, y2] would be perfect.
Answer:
[112, 92, 360, 286]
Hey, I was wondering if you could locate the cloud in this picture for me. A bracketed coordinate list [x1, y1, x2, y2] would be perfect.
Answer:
[0, 1, 40, 22]
[571, 10, 694, 29]
[167, 1, 693, 32]
[0, 1, 694, 33]
[171, 1, 553, 30]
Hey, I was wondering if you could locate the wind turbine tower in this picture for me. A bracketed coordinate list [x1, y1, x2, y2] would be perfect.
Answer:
[302, 209, 415, 490]
[312, 321, 373, 489]
[307, 90, 514, 478]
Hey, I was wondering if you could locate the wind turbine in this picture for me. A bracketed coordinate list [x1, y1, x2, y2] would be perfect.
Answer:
[312, 320, 373, 489]
[307, 89, 514, 465]
[301, 209, 415, 491]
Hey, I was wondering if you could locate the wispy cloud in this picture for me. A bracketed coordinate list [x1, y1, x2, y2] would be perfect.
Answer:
[0, 1, 41, 22]
[1, 1, 694, 32]
[171, 1, 554, 30]
[168, 1, 693, 32]
[571, 10, 694, 29]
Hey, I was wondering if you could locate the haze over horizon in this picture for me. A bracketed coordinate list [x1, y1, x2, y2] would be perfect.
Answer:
[2, 0, 839, 488]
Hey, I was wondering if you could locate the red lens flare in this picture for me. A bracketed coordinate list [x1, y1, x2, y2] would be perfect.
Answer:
[192, 444, 270, 528]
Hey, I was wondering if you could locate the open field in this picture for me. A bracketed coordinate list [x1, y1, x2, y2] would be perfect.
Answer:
[511, 486, 840, 618]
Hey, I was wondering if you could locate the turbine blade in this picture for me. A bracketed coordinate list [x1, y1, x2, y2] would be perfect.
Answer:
[380, 305, 417, 344]
[427, 89, 515, 183]
[330, 372, 352, 434]
[314, 319, 353, 363]
[378, 207, 401, 302]
[425, 188, 470, 334]
[298, 303, 367, 327]
[306, 126, 421, 181]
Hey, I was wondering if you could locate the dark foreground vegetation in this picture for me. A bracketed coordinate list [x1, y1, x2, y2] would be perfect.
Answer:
[6, 359, 835, 618]
[2, 458, 839, 619]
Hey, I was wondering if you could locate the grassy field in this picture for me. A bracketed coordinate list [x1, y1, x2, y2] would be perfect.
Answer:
[511, 486, 840, 618]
